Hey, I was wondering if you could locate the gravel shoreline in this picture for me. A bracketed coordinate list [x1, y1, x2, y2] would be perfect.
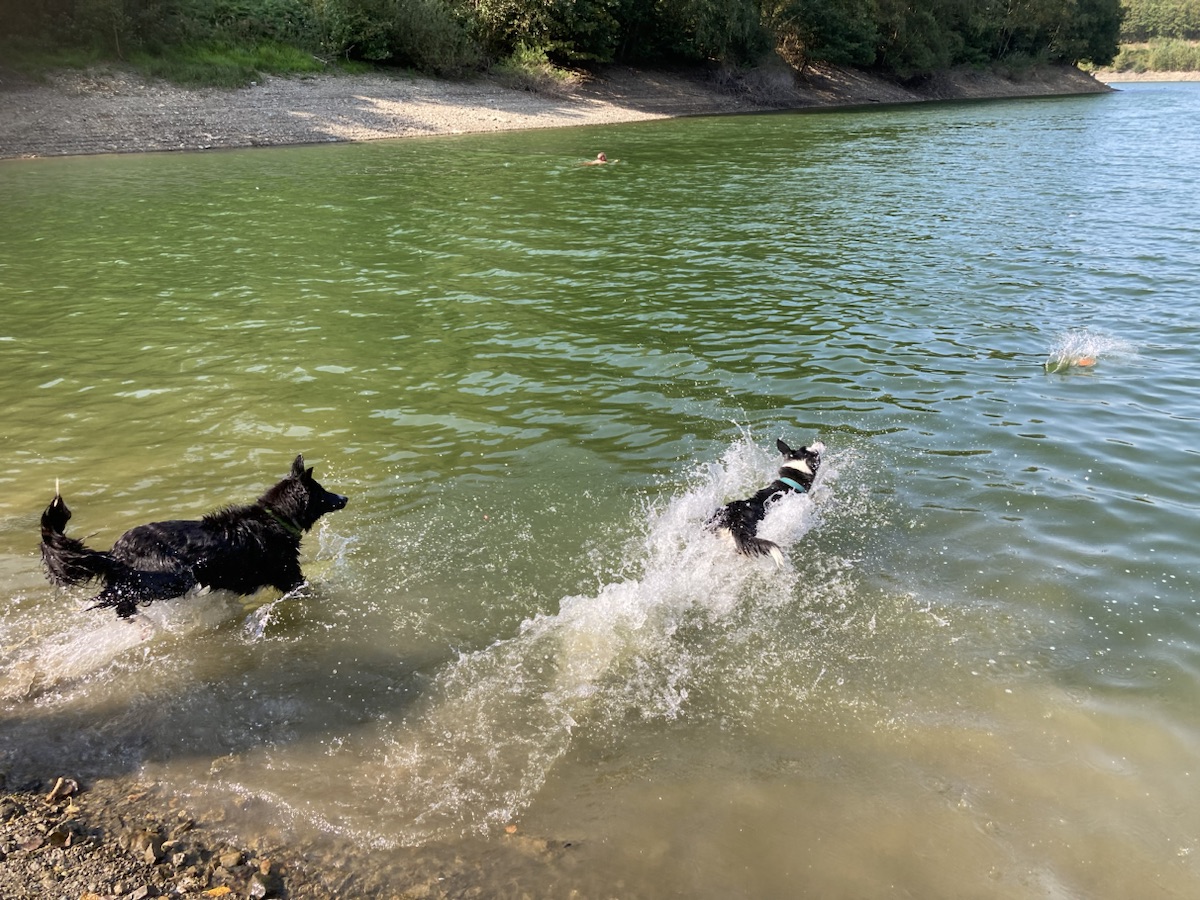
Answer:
[1, 771, 587, 899]
[0, 775, 312, 899]
[0, 62, 1113, 160]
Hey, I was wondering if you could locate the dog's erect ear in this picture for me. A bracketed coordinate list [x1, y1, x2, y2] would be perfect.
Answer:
[291, 455, 306, 477]
[776, 438, 795, 457]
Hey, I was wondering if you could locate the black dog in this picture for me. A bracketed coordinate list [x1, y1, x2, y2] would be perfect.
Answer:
[708, 438, 824, 565]
[40, 455, 348, 618]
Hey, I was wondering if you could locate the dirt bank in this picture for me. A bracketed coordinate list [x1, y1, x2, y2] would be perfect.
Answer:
[1095, 69, 1200, 81]
[0, 62, 1110, 160]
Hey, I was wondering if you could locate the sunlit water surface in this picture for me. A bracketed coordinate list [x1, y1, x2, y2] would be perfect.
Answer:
[2, 82, 1199, 896]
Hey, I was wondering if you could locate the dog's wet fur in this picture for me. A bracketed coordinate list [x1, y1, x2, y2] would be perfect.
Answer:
[39, 455, 347, 618]
[708, 438, 824, 566]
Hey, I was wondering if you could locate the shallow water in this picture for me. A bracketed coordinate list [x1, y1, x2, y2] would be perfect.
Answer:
[2, 82, 1200, 896]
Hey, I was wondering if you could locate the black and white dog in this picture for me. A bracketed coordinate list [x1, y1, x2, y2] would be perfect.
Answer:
[39, 455, 348, 618]
[708, 438, 824, 566]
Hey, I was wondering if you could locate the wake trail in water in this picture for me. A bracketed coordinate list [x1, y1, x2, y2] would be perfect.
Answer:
[259, 437, 842, 846]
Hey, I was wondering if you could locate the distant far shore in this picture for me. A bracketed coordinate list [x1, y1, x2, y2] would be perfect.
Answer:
[0, 62, 1112, 161]
[1095, 69, 1200, 81]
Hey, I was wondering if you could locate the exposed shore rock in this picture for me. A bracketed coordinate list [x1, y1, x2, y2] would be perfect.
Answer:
[0, 771, 587, 899]
[0, 775, 301, 900]
[0, 62, 1111, 160]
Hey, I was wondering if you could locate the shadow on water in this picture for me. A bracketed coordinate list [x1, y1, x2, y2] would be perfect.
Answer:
[0, 582, 434, 787]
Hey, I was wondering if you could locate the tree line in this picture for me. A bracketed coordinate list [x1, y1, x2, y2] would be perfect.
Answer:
[1120, 0, 1200, 41]
[2, 0, 1125, 78]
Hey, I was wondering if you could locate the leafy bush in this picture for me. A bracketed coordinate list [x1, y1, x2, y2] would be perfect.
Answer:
[212, 0, 316, 46]
[491, 43, 584, 91]
[1109, 39, 1200, 71]
[389, 0, 478, 74]
[462, 0, 623, 64]
[1150, 37, 1200, 68]
[309, 0, 475, 72]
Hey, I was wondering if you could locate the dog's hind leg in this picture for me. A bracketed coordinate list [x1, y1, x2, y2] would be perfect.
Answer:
[86, 567, 197, 618]
[731, 532, 786, 567]
[86, 590, 140, 620]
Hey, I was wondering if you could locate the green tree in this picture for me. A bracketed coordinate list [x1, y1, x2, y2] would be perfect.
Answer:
[873, 0, 962, 75]
[607, 0, 770, 64]
[772, 0, 880, 68]
[1121, 0, 1200, 41]
[1056, 0, 1124, 64]
[994, 0, 1122, 65]
[456, 0, 623, 63]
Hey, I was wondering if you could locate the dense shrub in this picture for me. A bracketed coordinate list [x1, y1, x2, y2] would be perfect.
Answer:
[1111, 38, 1200, 71]
[304, 0, 474, 71]
[457, 0, 623, 63]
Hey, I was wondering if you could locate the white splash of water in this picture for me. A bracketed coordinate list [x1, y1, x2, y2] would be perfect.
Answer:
[343, 436, 838, 844]
[241, 522, 355, 642]
[1044, 328, 1136, 373]
[0, 591, 233, 703]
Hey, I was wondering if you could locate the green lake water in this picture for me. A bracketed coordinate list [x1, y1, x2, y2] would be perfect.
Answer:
[2, 82, 1199, 896]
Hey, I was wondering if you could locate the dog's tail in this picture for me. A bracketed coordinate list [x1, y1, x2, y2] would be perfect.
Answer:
[39, 490, 118, 589]
[728, 528, 786, 568]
